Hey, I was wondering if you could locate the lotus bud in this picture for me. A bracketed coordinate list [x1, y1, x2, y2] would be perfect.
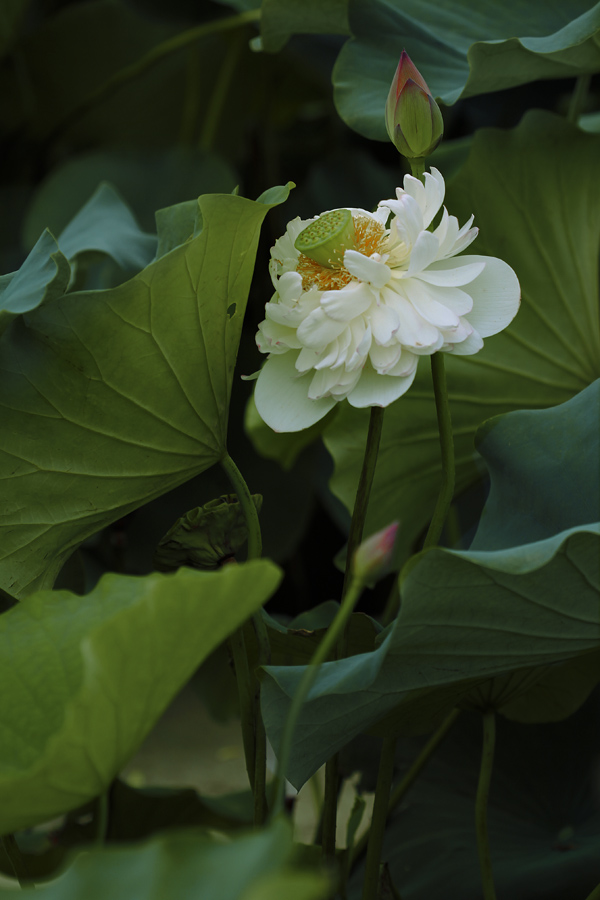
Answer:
[385, 50, 444, 161]
[353, 522, 399, 581]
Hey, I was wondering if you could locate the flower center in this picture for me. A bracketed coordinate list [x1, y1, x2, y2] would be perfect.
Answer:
[295, 214, 386, 292]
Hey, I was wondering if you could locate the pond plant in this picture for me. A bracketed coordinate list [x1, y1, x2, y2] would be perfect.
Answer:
[0, 2, 599, 899]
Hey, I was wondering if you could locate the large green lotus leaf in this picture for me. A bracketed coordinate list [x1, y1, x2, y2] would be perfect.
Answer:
[262, 524, 600, 788]
[260, 0, 349, 52]
[22, 148, 236, 242]
[325, 112, 600, 567]
[334, 0, 600, 139]
[0, 184, 156, 331]
[0, 230, 70, 326]
[471, 380, 600, 552]
[348, 697, 600, 900]
[2, 820, 330, 899]
[57, 182, 157, 271]
[0, 560, 282, 835]
[0, 185, 292, 598]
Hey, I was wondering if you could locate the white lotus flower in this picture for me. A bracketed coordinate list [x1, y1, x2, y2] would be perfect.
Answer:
[254, 167, 520, 432]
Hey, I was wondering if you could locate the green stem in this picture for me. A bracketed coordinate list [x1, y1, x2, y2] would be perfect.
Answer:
[476, 711, 497, 900]
[584, 881, 600, 900]
[423, 352, 455, 549]
[409, 158, 425, 181]
[321, 754, 340, 861]
[1, 834, 31, 887]
[567, 74, 591, 125]
[361, 736, 397, 900]
[342, 405, 385, 600]
[228, 629, 256, 791]
[95, 791, 109, 845]
[221, 452, 271, 824]
[199, 28, 245, 150]
[46, 9, 261, 143]
[220, 453, 262, 560]
[351, 708, 460, 867]
[270, 572, 366, 818]
[322, 405, 385, 854]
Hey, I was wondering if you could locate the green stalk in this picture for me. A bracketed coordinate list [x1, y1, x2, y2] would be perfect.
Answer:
[476, 711, 497, 900]
[220, 452, 271, 824]
[409, 158, 425, 181]
[351, 708, 460, 867]
[361, 736, 397, 900]
[228, 628, 256, 791]
[321, 754, 340, 860]
[322, 405, 385, 857]
[1, 834, 31, 887]
[584, 881, 600, 900]
[46, 9, 261, 144]
[567, 74, 591, 125]
[423, 352, 455, 549]
[341, 406, 385, 599]
[199, 28, 245, 151]
[270, 572, 366, 818]
[220, 453, 262, 560]
[95, 791, 109, 845]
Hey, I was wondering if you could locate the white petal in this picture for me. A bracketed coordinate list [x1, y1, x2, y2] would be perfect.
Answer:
[404, 279, 459, 329]
[254, 352, 337, 432]
[308, 365, 359, 400]
[460, 255, 521, 337]
[417, 283, 473, 316]
[444, 328, 484, 355]
[295, 345, 323, 372]
[370, 303, 400, 345]
[380, 194, 423, 245]
[296, 307, 348, 348]
[415, 259, 485, 286]
[369, 342, 402, 373]
[344, 250, 391, 289]
[256, 319, 302, 353]
[383, 286, 441, 350]
[347, 362, 418, 408]
[320, 281, 373, 321]
[406, 231, 440, 276]
[387, 350, 419, 376]
[277, 270, 304, 303]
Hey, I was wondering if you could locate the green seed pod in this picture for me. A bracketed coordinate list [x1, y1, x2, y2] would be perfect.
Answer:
[294, 209, 357, 268]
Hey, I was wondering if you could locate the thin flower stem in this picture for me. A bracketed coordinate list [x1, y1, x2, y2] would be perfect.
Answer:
[46, 9, 261, 144]
[321, 754, 340, 860]
[1, 834, 30, 887]
[95, 791, 109, 845]
[567, 74, 591, 125]
[220, 453, 262, 560]
[199, 28, 245, 151]
[220, 452, 271, 824]
[228, 628, 256, 791]
[361, 736, 398, 900]
[342, 406, 385, 600]
[423, 352, 455, 549]
[351, 708, 460, 867]
[476, 711, 498, 900]
[584, 881, 600, 900]
[323, 405, 385, 857]
[409, 158, 425, 181]
[270, 572, 366, 818]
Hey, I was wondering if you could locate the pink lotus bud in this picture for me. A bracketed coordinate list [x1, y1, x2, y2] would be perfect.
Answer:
[353, 522, 399, 581]
[385, 50, 444, 161]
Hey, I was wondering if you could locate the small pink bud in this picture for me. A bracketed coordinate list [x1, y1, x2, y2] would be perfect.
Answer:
[353, 522, 399, 580]
[385, 50, 444, 161]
